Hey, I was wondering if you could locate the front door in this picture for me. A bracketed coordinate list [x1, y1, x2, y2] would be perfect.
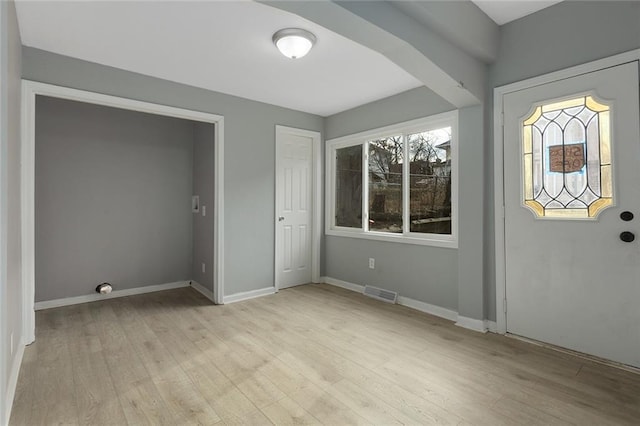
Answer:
[275, 128, 313, 289]
[503, 61, 640, 368]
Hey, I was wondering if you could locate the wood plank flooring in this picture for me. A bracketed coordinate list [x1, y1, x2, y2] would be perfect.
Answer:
[10, 284, 640, 425]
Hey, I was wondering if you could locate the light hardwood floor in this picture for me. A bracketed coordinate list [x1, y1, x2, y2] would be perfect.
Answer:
[10, 284, 640, 425]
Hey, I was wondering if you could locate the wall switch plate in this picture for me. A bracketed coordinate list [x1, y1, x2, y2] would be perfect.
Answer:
[202, 206, 206, 216]
[202, 263, 206, 273]
[369, 258, 375, 269]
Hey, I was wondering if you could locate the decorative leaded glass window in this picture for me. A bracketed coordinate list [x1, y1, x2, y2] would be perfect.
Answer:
[522, 95, 612, 218]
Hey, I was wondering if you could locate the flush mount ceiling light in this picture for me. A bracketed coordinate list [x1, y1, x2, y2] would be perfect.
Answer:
[272, 28, 316, 59]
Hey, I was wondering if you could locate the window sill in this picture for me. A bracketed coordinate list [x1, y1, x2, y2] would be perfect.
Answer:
[325, 228, 458, 249]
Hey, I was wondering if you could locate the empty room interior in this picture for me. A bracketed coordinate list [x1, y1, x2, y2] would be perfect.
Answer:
[1, 1, 640, 425]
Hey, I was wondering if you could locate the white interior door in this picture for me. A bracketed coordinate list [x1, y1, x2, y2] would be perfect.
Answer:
[503, 61, 640, 368]
[276, 129, 313, 289]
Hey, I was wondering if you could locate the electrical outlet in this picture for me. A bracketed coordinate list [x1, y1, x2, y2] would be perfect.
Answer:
[368, 258, 375, 269]
[202, 262, 206, 273]
[202, 206, 206, 216]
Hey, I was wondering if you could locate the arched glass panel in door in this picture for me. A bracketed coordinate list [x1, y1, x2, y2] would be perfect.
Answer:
[522, 95, 612, 218]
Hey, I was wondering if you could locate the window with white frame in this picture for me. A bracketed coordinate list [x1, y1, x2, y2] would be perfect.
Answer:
[326, 111, 458, 247]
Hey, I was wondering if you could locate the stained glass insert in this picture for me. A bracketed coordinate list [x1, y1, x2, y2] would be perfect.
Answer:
[522, 95, 612, 218]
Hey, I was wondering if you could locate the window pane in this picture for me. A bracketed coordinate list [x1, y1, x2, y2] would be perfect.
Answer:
[368, 137, 403, 233]
[335, 145, 362, 228]
[408, 128, 452, 234]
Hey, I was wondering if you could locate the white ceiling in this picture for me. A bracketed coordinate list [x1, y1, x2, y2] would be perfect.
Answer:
[15, 1, 423, 117]
[472, 0, 564, 25]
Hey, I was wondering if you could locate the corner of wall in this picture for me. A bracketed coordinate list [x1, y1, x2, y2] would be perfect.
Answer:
[2, 0, 24, 422]
[0, 1, 24, 425]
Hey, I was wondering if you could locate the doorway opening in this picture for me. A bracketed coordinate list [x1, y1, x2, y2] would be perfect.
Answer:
[21, 81, 225, 344]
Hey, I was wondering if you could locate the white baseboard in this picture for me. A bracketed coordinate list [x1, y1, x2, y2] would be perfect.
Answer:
[485, 320, 498, 333]
[4, 338, 25, 426]
[322, 276, 459, 323]
[34, 281, 190, 310]
[321, 276, 365, 293]
[322, 276, 491, 332]
[190, 281, 215, 303]
[455, 315, 488, 333]
[223, 286, 276, 304]
[397, 295, 459, 322]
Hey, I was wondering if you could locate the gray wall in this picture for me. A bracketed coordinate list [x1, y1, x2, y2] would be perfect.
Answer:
[325, 237, 459, 310]
[23, 47, 324, 296]
[483, 0, 640, 320]
[492, 1, 640, 88]
[192, 122, 215, 292]
[35, 96, 194, 301]
[0, 0, 21, 423]
[457, 105, 484, 319]
[324, 86, 461, 311]
[324, 87, 454, 139]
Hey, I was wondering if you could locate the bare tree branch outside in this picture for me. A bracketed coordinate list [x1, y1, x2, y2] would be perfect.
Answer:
[367, 128, 452, 234]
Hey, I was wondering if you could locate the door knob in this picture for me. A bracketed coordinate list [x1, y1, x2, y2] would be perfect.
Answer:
[620, 211, 634, 221]
[620, 231, 635, 243]
[278, 216, 285, 222]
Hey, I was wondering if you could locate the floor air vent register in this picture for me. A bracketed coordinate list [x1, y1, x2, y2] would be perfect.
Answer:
[363, 285, 398, 303]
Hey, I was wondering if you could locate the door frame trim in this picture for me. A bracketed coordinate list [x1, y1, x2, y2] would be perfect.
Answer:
[21, 80, 225, 344]
[274, 125, 322, 290]
[493, 49, 640, 334]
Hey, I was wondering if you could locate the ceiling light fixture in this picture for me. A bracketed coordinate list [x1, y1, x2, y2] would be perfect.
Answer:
[272, 28, 316, 59]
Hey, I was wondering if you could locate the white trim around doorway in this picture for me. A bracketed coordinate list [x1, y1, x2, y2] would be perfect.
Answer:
[493, 49, 640, 334]
[20, 80, 226, 344]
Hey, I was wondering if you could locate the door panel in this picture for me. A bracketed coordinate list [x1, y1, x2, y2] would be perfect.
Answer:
[276, 132, 313, 289]
[503, 62, 640, 368]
